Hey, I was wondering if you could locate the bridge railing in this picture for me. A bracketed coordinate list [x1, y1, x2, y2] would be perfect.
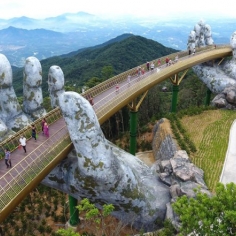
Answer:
[0, 44, 230, 157]
[0, 107, 62, 160]
[95, 69, 156, 121]
[0, 125, 71, 211]
[93, 44, 231, 122]
[81, 44, 226, 100]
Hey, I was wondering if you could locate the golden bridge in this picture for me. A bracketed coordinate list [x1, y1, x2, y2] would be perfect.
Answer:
[0, 44, 232, 222]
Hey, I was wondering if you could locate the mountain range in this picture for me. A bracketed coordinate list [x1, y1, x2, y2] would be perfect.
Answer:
[1, 12, 235, 67]
[12, 34, 178, 97]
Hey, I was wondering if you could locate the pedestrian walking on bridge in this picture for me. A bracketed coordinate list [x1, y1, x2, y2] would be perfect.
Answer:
[4, 148, 11, 168]
[41, 118, 46, 134]
[115, 83, 119, 93]
[19, 135, 27, 153]
[44, 122, 49, 137]
[127, 75, 131, 85]
[31, 124, 37, 141]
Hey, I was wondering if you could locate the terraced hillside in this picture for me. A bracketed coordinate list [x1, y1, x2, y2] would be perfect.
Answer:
[181, 109, 236, 192]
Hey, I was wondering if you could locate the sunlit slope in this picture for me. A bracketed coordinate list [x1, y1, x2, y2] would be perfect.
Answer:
[181, 109, 236, 192]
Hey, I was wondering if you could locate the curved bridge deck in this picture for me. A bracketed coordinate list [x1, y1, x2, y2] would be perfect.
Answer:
[0, 45, 232, 222]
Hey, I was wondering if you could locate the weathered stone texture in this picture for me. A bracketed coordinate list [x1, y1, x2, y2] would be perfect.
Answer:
[23, 56, 46, 119]
[187, 19, 214, 51]
[152, 118, 178, 161]
[0, 53, 32, 131]
[152, 118, 211, 230]
[190, 29, 236, 109]
[43, 67, 171, 232]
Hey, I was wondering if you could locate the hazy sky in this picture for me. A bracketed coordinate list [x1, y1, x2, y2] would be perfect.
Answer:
[0, 0, 235, 19]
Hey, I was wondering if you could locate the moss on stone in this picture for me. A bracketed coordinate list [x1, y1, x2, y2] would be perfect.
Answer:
[117, 202, 141, 213]
[75, 110, 82, 120]
[148, 209, 156, 216]
[28, 91, 35, 101]
[70, 185, 78, 194]
[48, 175, 66, 184]
[121, 186, 145, 200]
[74, 170, 99, 193]
[0, 72, 5, 79]
[86, 123, 94, 130]
[83, 156, 104, 170]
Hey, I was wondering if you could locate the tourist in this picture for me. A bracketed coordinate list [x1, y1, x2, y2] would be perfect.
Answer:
[158, 59, 161, 66]
[141, 67, 145, 75]
[127, 75, 131, 85]
[19, 135, 27, 153]
[137, 66, 142, 78]
[115, 83, 119, 93]
[41, 118, 46, 134]
[4, 148, 11, 168]
[31, 124, 37, 141]
[165, 57, 169, 66]
[175, 55, 179, 63]
[189, 49, 191, 56]
[88, 96, 94, 106]
[150, 62, 154, 70]
[44, 122, 49, 137]
[146, 62, 150, 71]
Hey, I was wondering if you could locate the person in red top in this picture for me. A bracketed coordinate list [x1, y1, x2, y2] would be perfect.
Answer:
[89, 96, 94, 106]
[165, 57, 169, 66]
[115, 83, 119, 92]
[141, 67, 145, 75]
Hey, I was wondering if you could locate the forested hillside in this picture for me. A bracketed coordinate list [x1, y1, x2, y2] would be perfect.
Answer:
[12, 34, 178, 97]
[12, 34, 210, 140]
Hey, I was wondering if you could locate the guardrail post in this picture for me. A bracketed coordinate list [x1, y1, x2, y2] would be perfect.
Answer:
[68, 195, 79, 226]
[205, 88, 212, 106]
[171, 84, 179, 112]
[129, 110, 138, 155]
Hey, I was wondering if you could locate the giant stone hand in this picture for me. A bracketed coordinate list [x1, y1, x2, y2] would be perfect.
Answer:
[187, 20, 214, 51]
[0, 53, 32, 132]
[188, 21, 236, 108]
[42, 65, 170, 231]
[23, 56, 46, 119]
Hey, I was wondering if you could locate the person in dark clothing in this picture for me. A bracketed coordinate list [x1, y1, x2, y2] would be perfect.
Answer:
[42, 118, 46, 134]
[32, 124, 37, 141]
[5, 148, 11, 168]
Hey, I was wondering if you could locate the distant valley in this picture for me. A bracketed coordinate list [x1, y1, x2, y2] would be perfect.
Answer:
[0, 12, 235, 67]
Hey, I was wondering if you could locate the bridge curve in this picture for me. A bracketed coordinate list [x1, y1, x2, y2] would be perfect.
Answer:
[0, 44, 232, 222]
[85, 44, 232, 124]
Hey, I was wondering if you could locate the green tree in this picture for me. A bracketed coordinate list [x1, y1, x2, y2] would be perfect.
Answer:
[77, 198, 115, 235]
[172, 182, 236, 235]
[85, 77, 103, 88]
[101, 65, 114, 80]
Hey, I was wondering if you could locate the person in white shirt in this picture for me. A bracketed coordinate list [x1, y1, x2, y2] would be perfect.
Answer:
[127, 75, 131, 85]
[150, 62, 155, 70]
[19, 135, 27, 153]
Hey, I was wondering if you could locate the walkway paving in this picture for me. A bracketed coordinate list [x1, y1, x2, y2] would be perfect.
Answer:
[0, 118, 67, 179]
[220, 120, 236, 184]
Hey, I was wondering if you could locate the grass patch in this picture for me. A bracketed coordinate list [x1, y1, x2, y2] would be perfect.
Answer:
[181, 109, 236, 192]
